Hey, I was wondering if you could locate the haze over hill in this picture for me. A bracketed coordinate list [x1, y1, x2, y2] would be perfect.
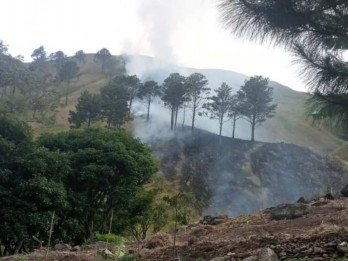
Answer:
[125, 54, 342, 153]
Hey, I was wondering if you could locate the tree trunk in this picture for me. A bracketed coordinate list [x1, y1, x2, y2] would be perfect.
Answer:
[219, 119, 223, 144]
[11, 86, 16, 96]
[32, 108, 37, 119]
[251, 123, 255, 141]
[191, 105, 196, 133]
[232, 114, 236, 139]
[87, 117, 91, 128]
[129, 98, 133, 113]
[170, 108, 175, 130]
[146, 97, 151, 121]
[182, 105, 186, 130]
[174, 107, 178, 130]
[251, 116, 256, 141]
[14, 240, 23, 255]
[65, 81, 70, 107]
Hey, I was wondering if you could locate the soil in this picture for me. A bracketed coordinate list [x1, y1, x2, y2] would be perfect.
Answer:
[3, 197, 348, 261]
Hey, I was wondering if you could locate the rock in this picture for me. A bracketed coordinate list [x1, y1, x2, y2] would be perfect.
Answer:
[270, 203, 310, 220]
[313, 246, 324, 254]
[242, 256, 258, 261]
[258, 248, 278, 261]
[201, 215, 228, 225]
[54, 243, 72, 251]
[279, 251, 286, 257]
[71, 245, 81, 252]
[341, 185, 348, 197]
[337, 241, 348, 253]
[97, 248, 114, 259]
[297, 197, 305, 203]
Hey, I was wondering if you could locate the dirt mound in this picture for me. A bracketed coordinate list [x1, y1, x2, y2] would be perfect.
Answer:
[140, 197, 348, 260]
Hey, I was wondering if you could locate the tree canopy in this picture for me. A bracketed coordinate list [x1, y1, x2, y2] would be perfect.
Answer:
[186, 73, 210, 133]
[203, 82, 232, 140]
[69, 90, 102, 128]
[94, 48, 112, 74]
[238, 76, 277, 141]
[0, 117, 158, 253]
[162, 73, 188, 130]
[137, 80, 161, 121]
[100, 77, 130, 128]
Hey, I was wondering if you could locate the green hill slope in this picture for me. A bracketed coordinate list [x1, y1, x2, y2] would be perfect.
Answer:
[41, 54, 342, 154]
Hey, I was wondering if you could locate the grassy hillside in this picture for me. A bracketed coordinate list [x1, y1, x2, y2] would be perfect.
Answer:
[34, 53, 342, 155]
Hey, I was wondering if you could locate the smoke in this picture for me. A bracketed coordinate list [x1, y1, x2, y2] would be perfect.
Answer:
[137, 0, 177, 62]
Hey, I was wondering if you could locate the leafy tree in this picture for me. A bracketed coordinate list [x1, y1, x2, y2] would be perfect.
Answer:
[39, 128, 158, 243]
[162, 73, 189, 130]
[59, 60, 80, 106]
[31, 46, 46, 62]
[30, 46, 47, 74]
[203, 82, 232, 141]
[238, 76, 277, 141]
[218, 0, 348, 135]
[94, 48, 112, 74]
[0, 116, 69, 255]
[74, 50, 86, 64]
[186, 73, 210, 133]
[137, 80, 161, 121]
[27, 78, 59, 119]
[124, 75, 141, 113]
[69, 90, 102, 128]
[49, 50, 67, 71]
[100, 78, 130, 128]
[0, 53, 31, 96]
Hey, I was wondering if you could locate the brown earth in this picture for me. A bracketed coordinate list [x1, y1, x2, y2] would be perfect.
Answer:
[3, 197, 348, 261]
[139, 197, 348, 260]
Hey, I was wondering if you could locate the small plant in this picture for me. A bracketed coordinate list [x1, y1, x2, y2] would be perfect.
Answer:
[95, 233, 124, 245]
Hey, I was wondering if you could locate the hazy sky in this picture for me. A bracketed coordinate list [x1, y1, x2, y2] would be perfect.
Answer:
[1, 0, 306, 91]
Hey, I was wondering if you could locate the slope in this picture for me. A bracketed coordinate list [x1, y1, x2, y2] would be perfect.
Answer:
[35, 53, 343, 154]
[150, 128, 348, 217]
[126, 54, 342, 153]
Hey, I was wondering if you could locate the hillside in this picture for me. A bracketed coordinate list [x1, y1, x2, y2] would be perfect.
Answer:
[146, 128, 348, 217]
[126, 55, 342, 153]
[34, 53, 343, 154]
[141, 196, 348, 260]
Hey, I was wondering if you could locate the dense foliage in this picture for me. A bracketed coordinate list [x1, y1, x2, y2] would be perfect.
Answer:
[0, 117, 158, 255]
